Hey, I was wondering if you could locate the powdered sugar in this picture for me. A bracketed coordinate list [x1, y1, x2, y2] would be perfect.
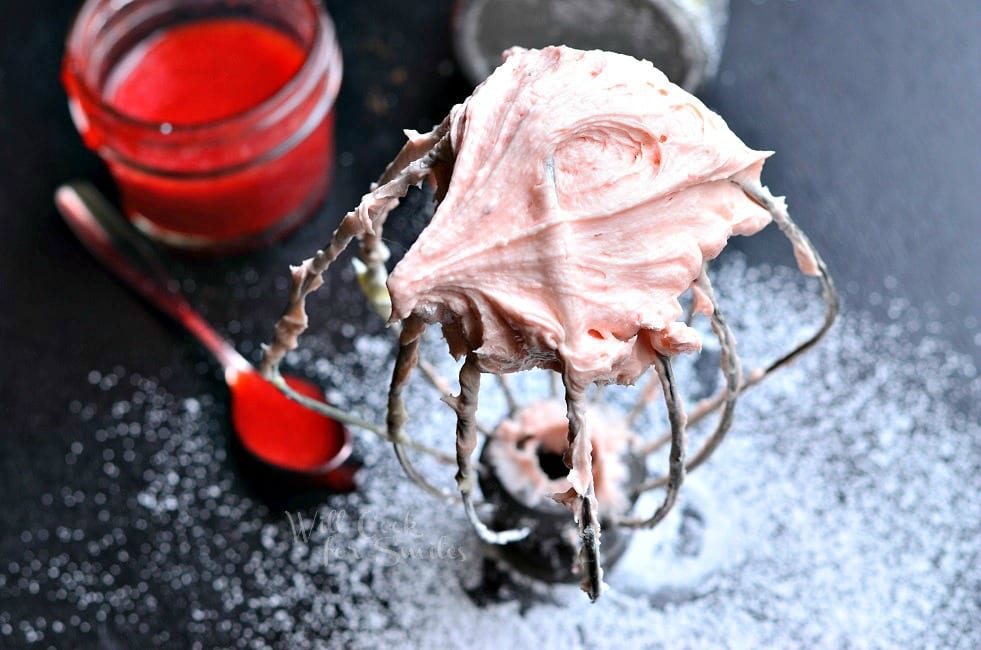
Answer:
[1, 256, 978, 648]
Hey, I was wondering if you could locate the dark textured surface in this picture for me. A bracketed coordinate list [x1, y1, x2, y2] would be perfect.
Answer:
[0, 0, 977, 646]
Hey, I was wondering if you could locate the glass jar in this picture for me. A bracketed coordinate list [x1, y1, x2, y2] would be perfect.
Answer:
[453, 0, 728, 92]
[63, 0, 343, 253]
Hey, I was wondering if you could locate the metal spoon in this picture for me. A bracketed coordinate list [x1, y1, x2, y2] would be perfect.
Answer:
[55, 181, 357, 491]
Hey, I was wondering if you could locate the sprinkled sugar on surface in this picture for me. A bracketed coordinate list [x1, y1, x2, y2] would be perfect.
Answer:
[1, 257, 978, 648]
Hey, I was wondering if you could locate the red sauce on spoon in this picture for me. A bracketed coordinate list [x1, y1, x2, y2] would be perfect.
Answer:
[229, 370, 348, 473]
[55, 182, 357, 494]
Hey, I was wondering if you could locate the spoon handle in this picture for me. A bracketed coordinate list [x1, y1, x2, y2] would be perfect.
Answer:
[55, 182, 251, 375]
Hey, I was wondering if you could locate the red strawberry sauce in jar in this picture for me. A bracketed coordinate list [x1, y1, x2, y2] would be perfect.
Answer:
[63, 0, 342, 253]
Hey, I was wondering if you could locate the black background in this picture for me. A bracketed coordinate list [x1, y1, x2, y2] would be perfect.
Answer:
[1, 0, 978, 646]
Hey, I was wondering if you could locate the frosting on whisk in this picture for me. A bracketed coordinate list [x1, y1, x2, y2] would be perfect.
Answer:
[260, 45, 839, 603]
[389, 46, 772, 390]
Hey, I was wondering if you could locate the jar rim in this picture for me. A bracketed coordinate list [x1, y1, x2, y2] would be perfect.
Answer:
[64, 0, 341, 135]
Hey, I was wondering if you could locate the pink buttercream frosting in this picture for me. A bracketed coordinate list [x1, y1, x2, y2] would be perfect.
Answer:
[388, 46, 773, 389]
[487, 400, 635, 515]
